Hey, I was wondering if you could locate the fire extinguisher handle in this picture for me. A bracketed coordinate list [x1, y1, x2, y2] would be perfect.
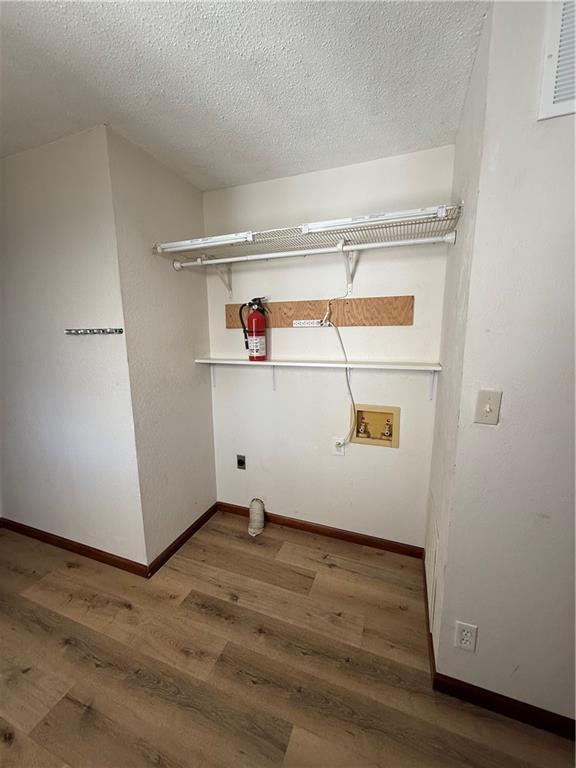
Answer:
[251, 297, 268, 315]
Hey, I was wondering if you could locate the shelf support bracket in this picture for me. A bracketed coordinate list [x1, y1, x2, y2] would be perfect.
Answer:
[429, 370, 438, 401]
[271, 365, 277, 392]
[341, 243, 359, 296]
[216, 266, 232, 298]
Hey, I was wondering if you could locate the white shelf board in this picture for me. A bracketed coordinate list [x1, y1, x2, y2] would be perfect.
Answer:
[195, 358, 442, 372]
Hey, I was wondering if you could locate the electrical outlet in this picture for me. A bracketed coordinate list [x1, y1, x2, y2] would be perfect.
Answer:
[455, 621, 478, 652]
[293, 319, 322, 327]
[236, 454, 246, 470]
[332, 437, 346, 456]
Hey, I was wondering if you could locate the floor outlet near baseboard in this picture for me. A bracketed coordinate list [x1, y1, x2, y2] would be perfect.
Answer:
[455, 621, 478, 652]
[332, 437, 346, 456]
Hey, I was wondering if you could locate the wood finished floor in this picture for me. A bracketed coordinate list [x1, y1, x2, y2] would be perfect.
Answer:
[0, 511, 572, 768]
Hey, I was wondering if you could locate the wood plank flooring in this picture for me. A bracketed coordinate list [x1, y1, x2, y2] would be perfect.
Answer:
[0, 512, 572, 768]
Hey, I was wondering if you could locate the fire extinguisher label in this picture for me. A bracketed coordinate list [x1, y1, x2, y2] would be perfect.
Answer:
[248, 335, 266, 358]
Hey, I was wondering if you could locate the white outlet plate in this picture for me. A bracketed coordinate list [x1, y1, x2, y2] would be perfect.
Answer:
[474, 390, 502, 425]
[332, 437, 346, 456]
[455, 621, 478, 652]
[293, 319, 322, 327]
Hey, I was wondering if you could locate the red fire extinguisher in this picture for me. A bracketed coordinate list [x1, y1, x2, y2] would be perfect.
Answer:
[239, 297, 268, 361]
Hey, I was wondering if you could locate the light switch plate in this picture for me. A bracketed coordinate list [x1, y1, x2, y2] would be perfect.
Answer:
[474, 390, 502, 425]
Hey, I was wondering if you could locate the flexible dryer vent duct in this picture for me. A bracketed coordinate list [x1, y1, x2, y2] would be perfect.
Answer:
[248, 498, 265, 537]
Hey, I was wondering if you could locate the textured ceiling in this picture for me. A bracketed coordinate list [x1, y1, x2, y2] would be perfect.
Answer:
[1, 1, 487, 190]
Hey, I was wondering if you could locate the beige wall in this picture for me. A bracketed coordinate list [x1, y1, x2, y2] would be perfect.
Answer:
[204, 146, 454, 545]
[0, 126, 216, 564]
[426, 7, 492, 645]
[1, 127, 147, 561]
[429, 2, 574, 717]
[106, 129, 216, 562]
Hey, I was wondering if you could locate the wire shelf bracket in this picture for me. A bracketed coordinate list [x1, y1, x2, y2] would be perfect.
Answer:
[343, 247, 360, 296]
[216, 266, 232, 297]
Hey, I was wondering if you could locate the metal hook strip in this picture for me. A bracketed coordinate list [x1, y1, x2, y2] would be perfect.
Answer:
[65, 328, 124, 335]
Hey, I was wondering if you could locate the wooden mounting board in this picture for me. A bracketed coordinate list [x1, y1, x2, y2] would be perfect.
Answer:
[226, 296, 414, 329]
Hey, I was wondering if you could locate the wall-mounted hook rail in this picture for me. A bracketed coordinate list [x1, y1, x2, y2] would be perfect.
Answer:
[65, 328, 124, 335]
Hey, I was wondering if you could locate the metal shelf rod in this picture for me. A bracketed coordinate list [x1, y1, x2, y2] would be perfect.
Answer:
[173, 232, 455, 270]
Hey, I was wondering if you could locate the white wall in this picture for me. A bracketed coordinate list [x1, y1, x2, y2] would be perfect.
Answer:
[432, 2, 574, 718]
[426, 8, 492, 642]
[106, 129, 216, 562]
[204, 146, 454, 545]
[1, 128, 147, 562]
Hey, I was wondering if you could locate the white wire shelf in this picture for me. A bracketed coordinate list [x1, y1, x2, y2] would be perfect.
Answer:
[195, 358, 442, 372]
[154, 204, 461, 271]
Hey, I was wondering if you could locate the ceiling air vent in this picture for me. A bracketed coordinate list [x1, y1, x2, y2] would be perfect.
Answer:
[539, 1, 575, 120]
